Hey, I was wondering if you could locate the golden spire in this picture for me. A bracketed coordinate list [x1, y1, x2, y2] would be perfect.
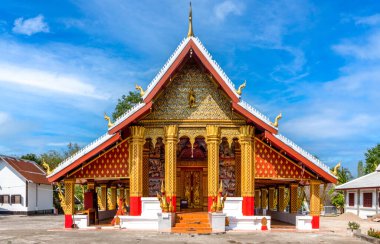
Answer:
[187, 2, 194, 37]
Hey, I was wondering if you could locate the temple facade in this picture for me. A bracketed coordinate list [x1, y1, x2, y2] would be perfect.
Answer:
[47, 7, 336, 231]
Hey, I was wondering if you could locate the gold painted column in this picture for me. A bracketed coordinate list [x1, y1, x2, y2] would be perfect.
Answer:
[269, 187, 275, 211]
[239, 125, 255, 215]
[255, 189, 261, 209]
[125, 188, 130, 207]
[278, 185, 286, 212]
[206, 125, 221, 211]
[99, 184, 107, 211]
[128, 126, 145, 216]
[261, 188, 268, 210]
[164, 125, 178, 212]
[310, 180, 321, 229]
[110, 186, 117, 210]
[290, 183, 298, 213]
[63, 179, 75, 228]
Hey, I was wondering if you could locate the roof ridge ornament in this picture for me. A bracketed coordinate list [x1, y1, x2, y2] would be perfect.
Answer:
[187, 2, 194, 37]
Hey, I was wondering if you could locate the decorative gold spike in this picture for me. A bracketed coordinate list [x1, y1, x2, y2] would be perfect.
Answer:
[104, 113, 114, 128]
[331, 162, 341, 176]
[236, 80, 246, 95]
[135, 84, 145, 97]
[271, 113, 282, 128]
[187, 2, 194, 37]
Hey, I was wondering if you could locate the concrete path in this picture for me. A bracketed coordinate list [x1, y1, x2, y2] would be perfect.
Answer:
[0, 215, 375, 244]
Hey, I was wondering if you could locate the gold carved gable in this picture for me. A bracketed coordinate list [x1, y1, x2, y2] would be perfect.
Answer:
[143, 60, 242, 121]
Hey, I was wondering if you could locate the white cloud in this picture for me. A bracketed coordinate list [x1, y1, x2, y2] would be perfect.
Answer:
[12, 14, 49, 36]
[355, 14, 380, 26]
[0, 112, 10, 127]
[214, 1, 244, 21]
[333, 31, 380, 60]
[0, 63, 108, 99]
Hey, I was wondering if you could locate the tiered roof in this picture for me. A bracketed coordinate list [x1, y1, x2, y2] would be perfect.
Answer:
[48, 35, 336, 184]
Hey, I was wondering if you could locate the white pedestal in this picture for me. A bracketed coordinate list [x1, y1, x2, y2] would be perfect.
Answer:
[228, 216, 271, 230]
[73, 215, 88, 229]
[296, 216, 313, 230]
[158, 212, 175, 231]
[119, 197, 162, 230]
[209, 212, 226, 232]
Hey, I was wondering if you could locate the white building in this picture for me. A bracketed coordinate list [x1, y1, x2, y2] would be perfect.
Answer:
[335, 164, 380, 219]
[0, 155, 53, 214]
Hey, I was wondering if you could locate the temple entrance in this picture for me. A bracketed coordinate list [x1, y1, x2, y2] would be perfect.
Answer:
[181, 169, 202, 210]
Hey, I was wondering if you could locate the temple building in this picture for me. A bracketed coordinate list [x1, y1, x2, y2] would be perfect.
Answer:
[47, 5, 337, 232]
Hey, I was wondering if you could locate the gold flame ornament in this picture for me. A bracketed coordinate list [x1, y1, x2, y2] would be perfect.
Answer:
[271, 113, 282, 128]
[236, 80, 246, 95]
[331, 162, 341, 176]
[135, 84, 145, 97]
[104, 113, 114, 128]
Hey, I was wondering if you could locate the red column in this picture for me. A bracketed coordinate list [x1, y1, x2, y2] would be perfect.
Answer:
[243, 196, 255, 216]
[312, 216, 320, 229]
[64, 215, 73, 228]
[129, 196, 141, 216]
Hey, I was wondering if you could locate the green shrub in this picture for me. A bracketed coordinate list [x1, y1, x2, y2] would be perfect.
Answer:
[368, 228, 380, 239]
[348, 221, 360, 230]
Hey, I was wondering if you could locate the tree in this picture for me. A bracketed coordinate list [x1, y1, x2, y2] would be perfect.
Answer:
[364, 143, 380, 174]
[21, 153, 42, 166]
[357, 160, 364, 177]
[112, 91, 142, 121]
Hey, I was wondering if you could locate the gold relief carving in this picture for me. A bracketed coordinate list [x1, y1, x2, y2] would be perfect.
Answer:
[261, 188, 268, 209]
[110, 186, 117, 210]
[269, 187, 275, 211]
[144, 61, 241, 121]
[145, 127, 164, 145]
[63, 179, 75, 215]
[193, 171, 201, 208]
[164, 125, 178, 196]
[99, 184, 107, 210]
[129, 126, 145, 197]
[178, 128, 205, 141]
[235, 148, 241, 196]
[221, 128, 240, 145]
[142, 149, 149, 197]
[239, 125, 255, 197]
[188, 88, 196, 108]
[255, 190, 261, 209]
[309, 180, 321, 216]
[206, 125, 221, 196]
[184, 172, 192, 207]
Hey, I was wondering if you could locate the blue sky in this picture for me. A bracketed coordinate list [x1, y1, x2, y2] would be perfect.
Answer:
[0, 1, 379, 176]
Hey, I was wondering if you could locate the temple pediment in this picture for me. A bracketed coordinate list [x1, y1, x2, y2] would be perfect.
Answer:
[142, 60, 242, 123]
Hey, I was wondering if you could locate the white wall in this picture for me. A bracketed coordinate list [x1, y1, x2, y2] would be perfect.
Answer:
[0, 161, 27, 212]
[0, 160, 53, 213]
[344, 188, 379, 219]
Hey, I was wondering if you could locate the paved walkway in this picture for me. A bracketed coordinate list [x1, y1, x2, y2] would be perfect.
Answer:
[0, 214, 377, 244]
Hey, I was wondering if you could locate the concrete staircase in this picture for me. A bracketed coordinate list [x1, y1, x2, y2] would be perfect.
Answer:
[171, 212, 212, 234]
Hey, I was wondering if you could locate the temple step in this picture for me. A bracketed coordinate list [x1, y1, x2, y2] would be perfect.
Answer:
[172, 212, 212, 234]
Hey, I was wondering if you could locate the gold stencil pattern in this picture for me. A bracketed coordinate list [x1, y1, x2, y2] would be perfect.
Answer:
[72, 140, 129, 179]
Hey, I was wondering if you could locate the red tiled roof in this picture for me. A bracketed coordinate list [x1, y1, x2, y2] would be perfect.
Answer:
[1, 155, 50, 184]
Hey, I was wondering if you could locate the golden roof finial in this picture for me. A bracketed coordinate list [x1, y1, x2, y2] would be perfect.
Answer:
[187, 2, 194, 37]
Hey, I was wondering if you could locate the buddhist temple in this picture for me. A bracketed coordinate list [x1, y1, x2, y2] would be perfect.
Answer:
[47, 4, 337, 232]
